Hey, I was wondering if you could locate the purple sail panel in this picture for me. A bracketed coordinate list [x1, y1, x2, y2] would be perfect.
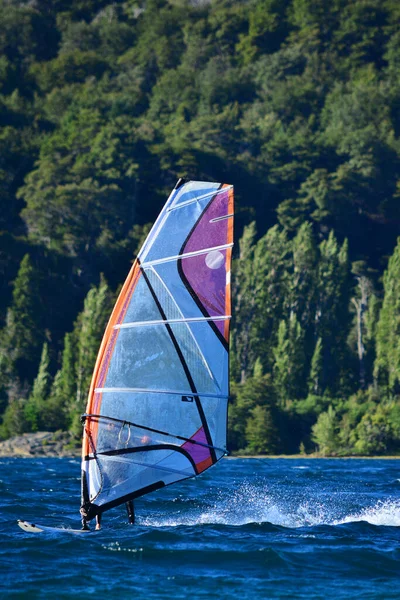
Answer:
[180, 251, 227, 334]
[184, 188, 230, 254]
[180, 189, 230, 336]
[182, 427, 212, 472]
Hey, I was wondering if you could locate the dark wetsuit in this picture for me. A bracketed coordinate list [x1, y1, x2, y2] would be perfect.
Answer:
[81, 501, 135, 530]
[126, 500, 135, 524]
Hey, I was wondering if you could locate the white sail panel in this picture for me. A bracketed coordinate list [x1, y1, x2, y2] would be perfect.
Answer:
[103, 325, 191, 391]
[122, 273, 165, 323]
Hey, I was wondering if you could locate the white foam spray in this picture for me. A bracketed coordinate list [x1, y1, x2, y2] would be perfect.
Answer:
[141, 480, 400, 529]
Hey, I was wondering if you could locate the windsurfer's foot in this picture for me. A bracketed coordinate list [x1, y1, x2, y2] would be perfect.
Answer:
[95, 523, 101, 530]
[81, 524, 90, 531]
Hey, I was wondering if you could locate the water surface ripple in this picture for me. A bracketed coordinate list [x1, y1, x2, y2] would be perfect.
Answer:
[1, 458, 400, 598]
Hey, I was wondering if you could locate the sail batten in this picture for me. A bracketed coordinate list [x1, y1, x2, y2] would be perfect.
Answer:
[141, 242, 233, 268]
[81, 180, 233, 518]
[96, 458, 194, 478]
[95, 387, 228, 399]
[166, 185, 233, 213]
[83, 413, 227, 453]
[114, 315, 231, 329]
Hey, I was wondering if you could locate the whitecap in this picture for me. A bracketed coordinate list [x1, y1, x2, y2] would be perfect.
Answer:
[334, 499, 400, 527]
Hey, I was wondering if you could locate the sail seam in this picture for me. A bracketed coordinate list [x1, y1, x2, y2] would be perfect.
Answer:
[94, 387, 228, 399]
[114, 315, 231, 329]
[94, 456, 195, 478]
[141, 243, 233, 268]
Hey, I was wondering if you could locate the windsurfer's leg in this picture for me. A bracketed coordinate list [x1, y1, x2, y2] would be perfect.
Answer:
[126, 500, 135, 524]
[81, 517, 90, 531]
[95, 513, 102, 530]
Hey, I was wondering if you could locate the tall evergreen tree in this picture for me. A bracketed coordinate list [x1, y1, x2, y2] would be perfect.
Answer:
[228, 367, 279, 453]
[232, 223, 292, 382]
[71, 275, 114, 434]
[0, 254, 44, 403]
[245, 404, 280, 455]
[290, 222, 318, 359]
[312, 405, 339, 456]
[273, 314, 305, 405]
[231, 222, 258, 383]
[24, 342, 51, 431]
[314, 232, 351, 393]
[374, 238, 400, 391]
[49, 332, 77, 426]
[308, 337, 323, 395]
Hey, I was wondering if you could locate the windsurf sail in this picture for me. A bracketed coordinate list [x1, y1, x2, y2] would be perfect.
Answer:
[81, 179, 234, 520]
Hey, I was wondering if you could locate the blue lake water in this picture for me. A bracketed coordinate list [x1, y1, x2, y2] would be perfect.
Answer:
[1, 457, 400, 598]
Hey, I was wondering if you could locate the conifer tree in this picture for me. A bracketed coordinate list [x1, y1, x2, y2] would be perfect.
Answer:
[245, 404, 280, 455]
[374, 239, 400, 391]
[0, 254, 44, 402]
[314, 233, 351, 393]
[232, 223, 292, 382]
[71, 276, 114, 434]
[308, 337, 323, 395]
[290, 222, 318, 360]
[273, 314, 305, 406]
[24, 342, 51, 431]
[231, 222, 257, 383]
[47, 332, 77, 430]
[228, 366, 279, 453]
[312, 405, 339, 456]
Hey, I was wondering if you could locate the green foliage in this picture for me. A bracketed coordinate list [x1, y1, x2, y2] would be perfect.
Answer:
[70, 276, 114, 436]
[49, 332, 77, 430]
[0, 254, 44, 400]
[228, 368, 280, 453]
[237, 0, 289, 65]
[1, 0, 400, 456]
[273, 315, 305, 405]
[353, 404, 393, 455]
[374, 239, 400, 391]
[0, 0, 59, 95]
[308, 338, 323, 395]
[0, 398, 28, 440]
[245, 404, 280, 455]
[24, 342, 52, 432]
[312, 405, 339, 456]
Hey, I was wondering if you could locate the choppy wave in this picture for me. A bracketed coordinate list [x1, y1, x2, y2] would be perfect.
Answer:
[141, 480, 400, 529]
[334, 499, 400, 527]
[2, 458, 400, 599]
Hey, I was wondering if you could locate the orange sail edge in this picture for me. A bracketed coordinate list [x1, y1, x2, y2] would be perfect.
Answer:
[82, 260, 141, 458]
[196, 456, 214, 474]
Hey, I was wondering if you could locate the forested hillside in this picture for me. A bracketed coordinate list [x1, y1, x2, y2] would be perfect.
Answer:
[1, 0, 400, 455]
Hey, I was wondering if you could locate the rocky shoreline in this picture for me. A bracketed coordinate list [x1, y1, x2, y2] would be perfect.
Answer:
[1, 432, 399, 459]
[0, 431, 81, 458]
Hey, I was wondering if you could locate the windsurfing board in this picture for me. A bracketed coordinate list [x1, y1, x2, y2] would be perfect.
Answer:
[17, 519, 91, 534]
